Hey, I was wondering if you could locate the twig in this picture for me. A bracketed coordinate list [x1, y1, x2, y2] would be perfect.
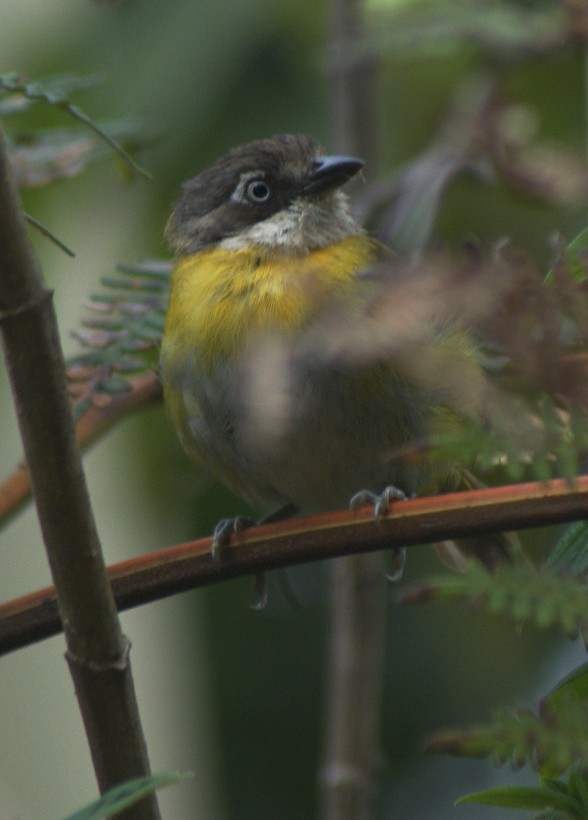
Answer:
[328, 0, 379, 164]
[1, 476, 587, 658]
[0, 124, 159, 819]
[324, 0, 384, 817]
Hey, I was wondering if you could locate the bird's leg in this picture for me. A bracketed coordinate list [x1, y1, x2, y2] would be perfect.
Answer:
[349, 486, 409, 581]
[251, 504, 300, 608]
[211, 503, 300, 609]
[211, 503, 299, 557]
[262, 502, 300, 524]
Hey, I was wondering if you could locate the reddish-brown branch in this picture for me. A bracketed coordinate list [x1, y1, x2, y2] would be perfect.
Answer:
[1, 475, 587, 657]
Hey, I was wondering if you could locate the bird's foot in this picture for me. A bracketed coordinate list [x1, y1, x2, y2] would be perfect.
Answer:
[385, 547, 407, 583]
[349, 485, 408, 582]
[349, 485, 407, 518]
[211, 515, 255, 560]
[251, 572, 268, 611]
[212, 504, 299, 609]
[212, 516, 269, 608]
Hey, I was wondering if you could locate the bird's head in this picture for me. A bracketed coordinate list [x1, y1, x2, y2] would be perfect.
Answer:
[165, 134, 364, 256]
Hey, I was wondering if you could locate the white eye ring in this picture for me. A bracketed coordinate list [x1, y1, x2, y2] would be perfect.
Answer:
[246, 179, 271, 203]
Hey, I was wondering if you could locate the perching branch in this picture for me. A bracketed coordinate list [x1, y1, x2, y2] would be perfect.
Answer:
[1, 477, 587, 658]
[0, 124, 160, 819]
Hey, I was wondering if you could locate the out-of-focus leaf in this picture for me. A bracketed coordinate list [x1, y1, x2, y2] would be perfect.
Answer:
[116, 260, 173, 280]
[427, 701, 588, 778]
[0, 72, 102, 116]
[10, 131, 101, 189]
[66, 258, 170, 409]
[0, 72, 150, 179]
[543, 664, 588, 726]
[8, 120, 155, 190]
[362, 1, 570, 58]
[456, 783, 584, 815]
[546, 228, 588, 286]
[398, 564, 588, 642]
[62, 770, 186, 820]
[547, 523, 588, 576]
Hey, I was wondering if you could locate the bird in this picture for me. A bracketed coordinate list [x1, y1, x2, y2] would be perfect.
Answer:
[160, 133, 495, 565]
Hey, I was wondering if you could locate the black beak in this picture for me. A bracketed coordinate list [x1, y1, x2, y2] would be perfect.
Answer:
[303, 155, 364, 194]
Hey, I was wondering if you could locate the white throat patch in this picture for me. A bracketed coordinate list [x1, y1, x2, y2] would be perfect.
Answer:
[220, 191, 363, 255]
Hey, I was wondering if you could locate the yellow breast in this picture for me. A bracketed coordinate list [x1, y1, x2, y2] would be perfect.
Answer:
[162, 235, 380, 364]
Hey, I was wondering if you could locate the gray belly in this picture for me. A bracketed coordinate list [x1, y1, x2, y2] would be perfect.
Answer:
[180, 353, 429, 514]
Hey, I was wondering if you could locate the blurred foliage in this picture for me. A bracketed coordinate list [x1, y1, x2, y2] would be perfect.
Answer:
[1, 71, 150, 184]
[3, 0, 588, 818]
[399, 564, 588, 645]
[436, 664, 588, 817]
[62, 771, 186, 820]
[67, 258, 169, 419]
[362, 0, 574, 59]
[548, 521, 588, 576]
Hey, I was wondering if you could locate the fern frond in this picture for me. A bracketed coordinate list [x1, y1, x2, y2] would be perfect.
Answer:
[66, 259, 170, 413]
[398, 564, 588, 643]
[547, 522, 588, 576]
[427, 701, 588, 776]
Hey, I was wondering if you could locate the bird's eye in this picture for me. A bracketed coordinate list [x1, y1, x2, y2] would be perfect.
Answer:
[245, 179, 271, 203]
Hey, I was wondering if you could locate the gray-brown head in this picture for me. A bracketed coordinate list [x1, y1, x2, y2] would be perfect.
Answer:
[166, 134, 365, 255]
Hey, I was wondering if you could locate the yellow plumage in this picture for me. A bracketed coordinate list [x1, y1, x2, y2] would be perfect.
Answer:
[160, 134, 492, 545]
[161, 238, 483, 513]
[163, 236, 379, 362]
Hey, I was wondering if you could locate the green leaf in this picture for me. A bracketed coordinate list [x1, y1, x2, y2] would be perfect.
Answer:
[117, 259, 173, 280]
[363, 1, 569, 59]
[398, 564, 588, 642]
[567, 771, 588, 808]
[457, 784, 584, 815]
[96, 377, 132, 394]
[112, 355, 149, 373]
[0, 72, 150, 180]
[545, 228, 588, 285]
[71, 395, 94, 423]
[63, 257, 167, 417]
[427, 701, 588, 778]
[545, 665, 588, 714]
[428, 391, 588, 486]
[547, 522, 588, 576]
[0, 73, 102, 116]
[62, 770, 187, 819]
[99, 275, 166, 292]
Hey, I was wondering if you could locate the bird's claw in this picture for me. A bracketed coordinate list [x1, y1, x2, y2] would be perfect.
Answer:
[350, 486, 409, 582]
[211, 519, 269, 609]
[251, 572, 268, 611]
[385, 547, 407, 582]
[349, 485, 407, 519]
[211, 515, 255, 560]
